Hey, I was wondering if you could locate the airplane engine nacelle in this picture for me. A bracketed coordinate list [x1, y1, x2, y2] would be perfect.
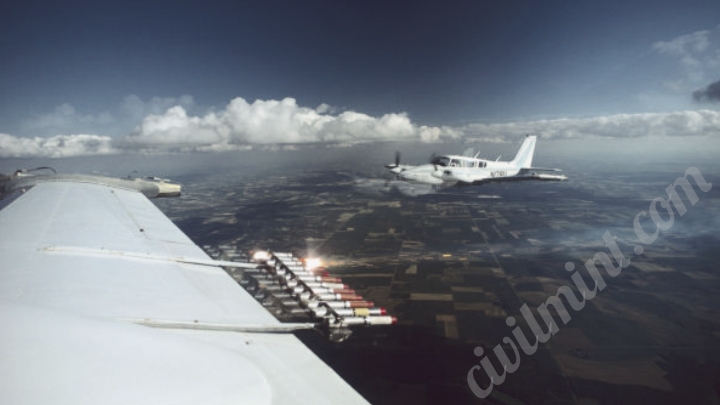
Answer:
[433, 169, 456, 181]
[430, 170, 445, 179]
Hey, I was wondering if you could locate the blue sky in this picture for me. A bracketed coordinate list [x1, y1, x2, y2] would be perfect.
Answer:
[1, 0, 719, 156]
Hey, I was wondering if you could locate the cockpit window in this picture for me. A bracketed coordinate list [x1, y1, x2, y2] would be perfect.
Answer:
[431, 157, 450, 167]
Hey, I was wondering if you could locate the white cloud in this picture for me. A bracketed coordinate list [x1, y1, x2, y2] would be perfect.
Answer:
[122, 96, 460, 149]
[120, 94, 195, 121]
[2, 96, 460, 157]
[18, 95, 196, 138]
[3, 96, 720, 158]
[120, 106, 225, 148]
[652, 27, 720, 90]
[315, 103, 333, 114]
[418, 125, 463, 142]
[462, 109, 720, 140]
[652, 30, 710, 56]
[0, 133, 115, 158]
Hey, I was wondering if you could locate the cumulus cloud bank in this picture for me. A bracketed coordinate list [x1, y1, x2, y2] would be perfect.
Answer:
[1, 96, 720, 158]
[1, 96, 461, 157]
[120, 97, 459, 149]
[0, 133, 115, 158]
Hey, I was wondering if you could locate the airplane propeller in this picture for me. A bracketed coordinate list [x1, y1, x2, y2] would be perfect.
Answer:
[385, 151, 401, 169]
[430, 152, 438, 171]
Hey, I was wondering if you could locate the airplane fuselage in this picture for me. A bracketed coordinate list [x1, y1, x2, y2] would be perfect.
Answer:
[390, 158, 522, 185]
[385, 135, 568, 186]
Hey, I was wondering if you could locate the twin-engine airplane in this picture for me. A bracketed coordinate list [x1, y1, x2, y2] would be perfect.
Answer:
[385, 135, 567, 186]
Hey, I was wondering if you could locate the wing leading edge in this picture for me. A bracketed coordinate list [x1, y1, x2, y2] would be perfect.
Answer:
[0, 177, 369, 405]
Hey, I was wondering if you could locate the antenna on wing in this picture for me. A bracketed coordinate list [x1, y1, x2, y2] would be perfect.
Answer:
[13, 166, 57, 177]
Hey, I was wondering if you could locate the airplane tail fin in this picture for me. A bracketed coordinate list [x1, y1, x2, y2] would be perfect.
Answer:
[510, 135, 536, 168]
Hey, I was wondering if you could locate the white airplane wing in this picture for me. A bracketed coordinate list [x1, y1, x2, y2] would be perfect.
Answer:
[0, 177, 369, 405]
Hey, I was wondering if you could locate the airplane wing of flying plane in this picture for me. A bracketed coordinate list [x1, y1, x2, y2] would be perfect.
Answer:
[0, 172, 376, 405]
[385, 135, 568, 187]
